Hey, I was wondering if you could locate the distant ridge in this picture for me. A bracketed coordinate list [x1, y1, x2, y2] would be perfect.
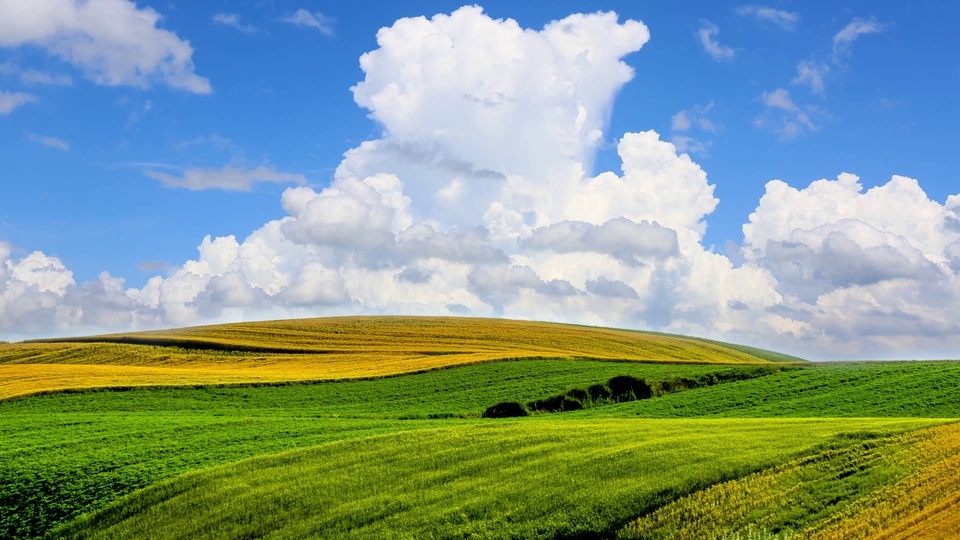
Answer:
[2, 316, 804, 399]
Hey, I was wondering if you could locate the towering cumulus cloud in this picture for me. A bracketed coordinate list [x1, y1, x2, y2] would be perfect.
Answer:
[2, 6, 959, 359]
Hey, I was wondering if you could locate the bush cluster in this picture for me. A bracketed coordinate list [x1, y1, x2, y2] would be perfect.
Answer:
[483, 366, 785, 418]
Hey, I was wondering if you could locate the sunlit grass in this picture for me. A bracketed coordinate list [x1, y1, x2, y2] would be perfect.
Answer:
[0, 359, 761, 538]
[620, 421, 960, 539]
[51, 418, 937, 540]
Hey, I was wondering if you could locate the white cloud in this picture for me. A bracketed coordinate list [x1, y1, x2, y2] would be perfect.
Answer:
[735, 6, 799, 31]
[755, 88, 821, 140]
[524, 218, 679, 266]
[697, 21, 735, 60]
[27, 132, 69, 151]
[793, 60, 829, 94]
[742, 173, 960, 357]
[0, 0, 211, 93]
[3, 7, 960, 360]
[0, 90, 37, 114]
[833, 18, 885, 63]
[213, 12, 259, 34]
[145, 165, 307, 191]
[281, 9, 335, 36]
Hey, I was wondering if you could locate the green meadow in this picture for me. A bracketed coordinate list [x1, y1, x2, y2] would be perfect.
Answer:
[2, 317, 958, 539]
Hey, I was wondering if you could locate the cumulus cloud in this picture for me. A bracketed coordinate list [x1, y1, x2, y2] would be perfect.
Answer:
[524, 218, 678, 266]
[281, 9, 335, 36]
[145, 165, 307, 191]
[740, 173, 960, 356]
[0, 0, 210, 93]
[697, 21, 735, 60]
[3, 6, 960, 360]
[735, 6, 799, 31]
[0, 90, 37, 114]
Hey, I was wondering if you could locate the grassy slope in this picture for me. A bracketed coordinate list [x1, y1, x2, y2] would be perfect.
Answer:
[8, 360, 960, 538]
[0, 360, 754, 539]
[4, 318, 957, 539]
[579, 361, 960, 418]
[52, 418, 938, 540]
[621, 421, 960, 539]
[1, 316, 794, 399]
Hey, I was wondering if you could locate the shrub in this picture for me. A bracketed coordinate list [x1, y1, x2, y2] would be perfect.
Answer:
[587, 384, 611, 402]
[482, 401, 528, 418]
[561, 397, 583, 411]
[656, 377, 697, 395]
[608, 375, 652, 402]
[566, 388, 588, 402]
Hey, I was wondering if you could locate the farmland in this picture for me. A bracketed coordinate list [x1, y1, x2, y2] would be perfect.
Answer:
[0, 316, 792, 400]
[2, 316, 959, 539]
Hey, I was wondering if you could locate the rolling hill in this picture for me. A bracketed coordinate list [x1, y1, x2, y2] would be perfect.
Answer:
[0, 316, 798, 400]
[2, 316, 957, 539]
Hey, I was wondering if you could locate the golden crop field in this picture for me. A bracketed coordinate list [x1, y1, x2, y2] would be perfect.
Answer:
[621, 421, 960, 540]
[0, 316, 794, 400]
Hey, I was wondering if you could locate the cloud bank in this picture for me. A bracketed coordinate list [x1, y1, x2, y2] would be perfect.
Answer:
[2, 6, 959, 360]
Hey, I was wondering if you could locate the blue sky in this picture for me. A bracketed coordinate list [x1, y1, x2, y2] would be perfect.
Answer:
[1, 1, 959, 359]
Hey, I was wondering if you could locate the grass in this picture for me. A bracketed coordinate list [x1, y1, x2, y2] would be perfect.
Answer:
[50, 418, 938, 540]
[4, 316, 958, 539]
[619, 421, 960, 539]
[1, 317, 796, 399]
[0, 360, 767, 538]
[578, 360, 960, 418]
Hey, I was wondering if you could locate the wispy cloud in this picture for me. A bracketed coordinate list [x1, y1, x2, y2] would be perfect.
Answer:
[213, 12, 259, 34]
[280, 9, 335, 37]
[833, 18, 885, 63]
[0, 91, 37, 114]
[697, 21, 735, 61]
[793, 60, 830, 94]
[755, 88, 821, 140]
[0, 63, 73, 86]
[26, 132, 70, 151]
[144, 165, 307, 191]
[735, 5, 799, 31]
[670, 102, 716, 155]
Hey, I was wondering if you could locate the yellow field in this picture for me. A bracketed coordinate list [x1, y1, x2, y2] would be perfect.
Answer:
[621, 421, 960, 540]
[811, 422, 960, 540]
[0, 316, 789, 400]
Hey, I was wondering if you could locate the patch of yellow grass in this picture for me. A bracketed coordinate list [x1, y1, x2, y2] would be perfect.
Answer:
[620, 422, 960, 540]
[809, 422, 960, 540]
[1, 316, 783, 400]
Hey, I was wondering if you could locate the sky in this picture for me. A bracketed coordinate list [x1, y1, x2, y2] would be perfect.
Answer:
[1, 1, 959, 360]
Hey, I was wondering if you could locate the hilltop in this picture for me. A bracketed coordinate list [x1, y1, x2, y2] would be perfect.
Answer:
[0, 316, 800, 399]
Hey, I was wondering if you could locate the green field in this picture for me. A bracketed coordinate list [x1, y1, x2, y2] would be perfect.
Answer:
[2, 317, 958, 539]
